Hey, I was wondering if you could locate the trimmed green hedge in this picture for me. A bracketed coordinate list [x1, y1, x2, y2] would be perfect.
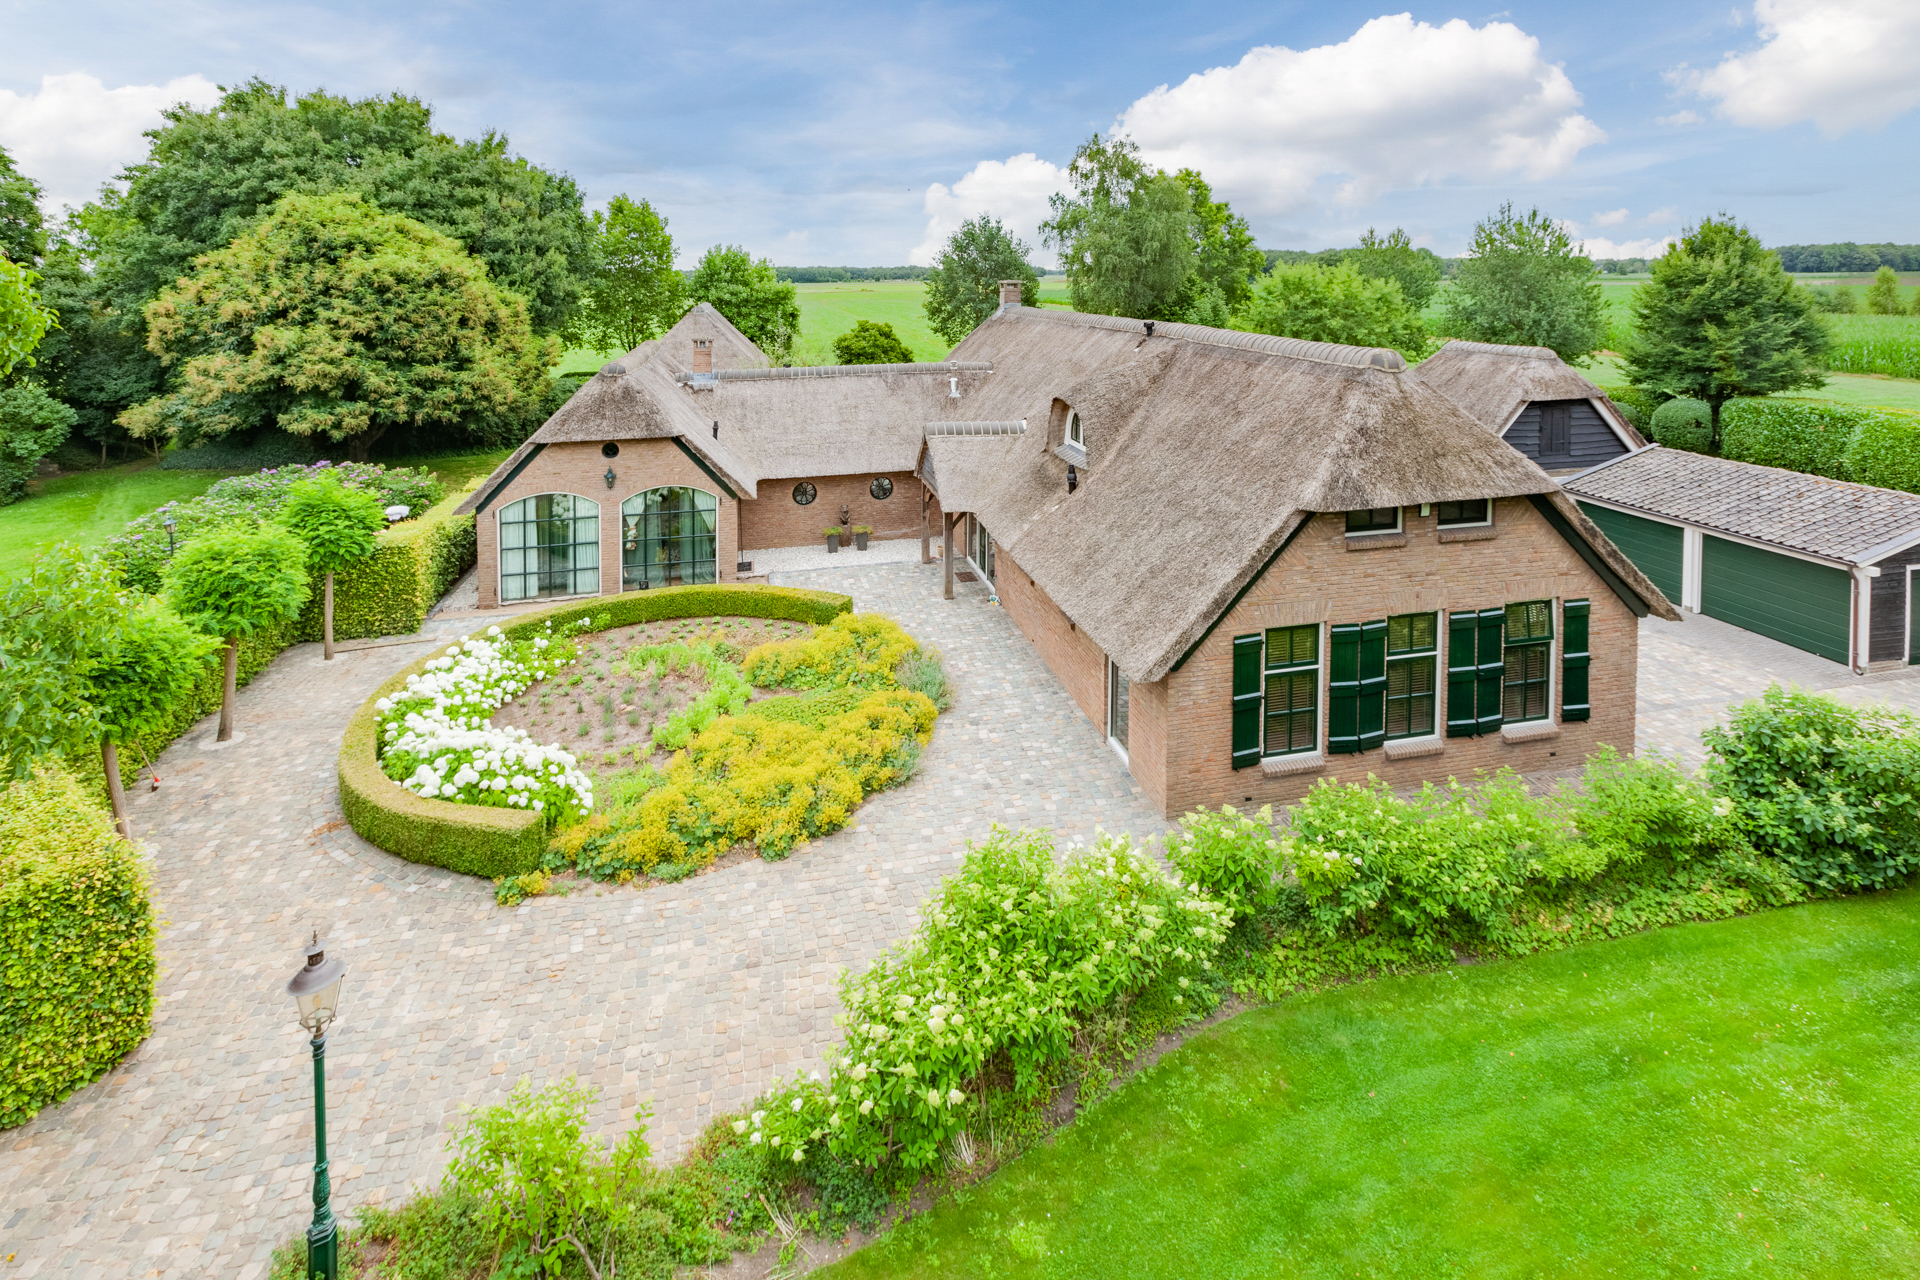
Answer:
[1842, 410, 1920, 494]
[0, 763, 157, 1129]
[1649, 397, 1712, 452]
[337, 584, 855, 881]
[1721, 399, 1863, 477]
[296, 487, 478, 643]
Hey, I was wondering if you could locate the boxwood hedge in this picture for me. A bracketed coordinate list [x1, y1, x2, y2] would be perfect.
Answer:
[336, 584, 854, 880]
[0, 764, 157, 1130]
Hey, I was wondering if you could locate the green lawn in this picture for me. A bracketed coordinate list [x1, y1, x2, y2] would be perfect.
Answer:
[827, 888, 1920, 1279]
[0, 460, 241, 565]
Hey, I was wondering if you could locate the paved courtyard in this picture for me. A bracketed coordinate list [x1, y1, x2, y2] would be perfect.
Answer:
[3, 567, 1919, 1278]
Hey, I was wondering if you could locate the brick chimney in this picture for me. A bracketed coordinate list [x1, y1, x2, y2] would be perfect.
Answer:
[998, 280, 1024, 309]
[692, 338, 713, 375]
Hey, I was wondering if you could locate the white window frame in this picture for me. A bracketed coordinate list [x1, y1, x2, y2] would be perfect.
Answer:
[498, 493, 601, 603]
[1500, 599, 1557, 725]
[1382, 612, 1441, 741]
[1261, 622, 1323, 758]
[1344, 506, 1404, 538]
[1106, 657, 1130, 764]
[1434, 499, 1494, 530]
[1067, 410, 1084, 448]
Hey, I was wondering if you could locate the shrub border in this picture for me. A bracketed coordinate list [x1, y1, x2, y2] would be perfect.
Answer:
[337, 584, 855, 880]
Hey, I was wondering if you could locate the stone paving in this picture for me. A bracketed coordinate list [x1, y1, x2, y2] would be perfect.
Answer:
[0, 561, 1166, 1279]
[6, 571, 1920, 1278]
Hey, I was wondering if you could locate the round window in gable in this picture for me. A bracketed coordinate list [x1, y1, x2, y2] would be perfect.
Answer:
[601, 442, 620, 459]
[792, 482, 817, 506]
[869, 477, 894, 500]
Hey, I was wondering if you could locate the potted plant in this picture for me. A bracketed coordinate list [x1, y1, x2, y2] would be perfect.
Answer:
[851, 524, 874, 551]
[822, 525, 842, 553]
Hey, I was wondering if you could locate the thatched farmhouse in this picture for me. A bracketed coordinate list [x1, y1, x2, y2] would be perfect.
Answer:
[460, 287, 1677, 815]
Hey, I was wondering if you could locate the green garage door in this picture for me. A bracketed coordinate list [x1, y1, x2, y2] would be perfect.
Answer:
[1578, 503, 1683, 602]
[1702, 536, 1851, 663]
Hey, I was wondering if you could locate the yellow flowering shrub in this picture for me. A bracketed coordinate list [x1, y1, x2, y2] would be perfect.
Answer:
[742, 613, 919, 691]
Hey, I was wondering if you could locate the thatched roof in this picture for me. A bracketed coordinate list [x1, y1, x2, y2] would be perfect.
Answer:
[921, 308, 1673, 681]
[1566, 445, 1920, 565]
[1410, 339, 1646, 448]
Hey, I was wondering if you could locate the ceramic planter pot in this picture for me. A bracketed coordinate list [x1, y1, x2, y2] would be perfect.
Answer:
[854, 532, 870, 550]
[825, 534, 840, 553]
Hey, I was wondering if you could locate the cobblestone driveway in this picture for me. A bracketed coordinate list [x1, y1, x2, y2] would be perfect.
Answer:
[6, 570, 1920, 1278]
[0, 562, 1166, 1278]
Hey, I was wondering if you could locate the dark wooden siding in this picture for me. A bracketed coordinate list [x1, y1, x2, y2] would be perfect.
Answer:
[1578, 502, 1684, 602]
[1505, 399, 1628, 469]
[1702, 536, 1851, 664]
[1868, 540, 1920, 663]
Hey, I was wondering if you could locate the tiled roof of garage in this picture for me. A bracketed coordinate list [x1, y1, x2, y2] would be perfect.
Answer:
[1564, 445, 1920, 565]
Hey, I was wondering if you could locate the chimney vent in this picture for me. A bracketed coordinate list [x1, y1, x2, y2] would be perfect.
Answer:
[1143, 321, 1155, 338]
[998, 279, 1023, 309]
[948, 376, 960, 399]
[692, 338, 713, 376]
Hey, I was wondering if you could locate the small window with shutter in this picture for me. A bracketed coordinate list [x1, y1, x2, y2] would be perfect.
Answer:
[1539, 403, 1573, 456]
[1264, 625, 1320, 756]
[1502, 600, 1553, 723]
[1384, 612, 1438, 739]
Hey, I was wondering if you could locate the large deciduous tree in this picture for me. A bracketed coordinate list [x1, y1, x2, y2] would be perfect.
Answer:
[580, 195, 686, 354]
[1623, 216, 1830, 455]
[162, 525, 309, 743]
[0, 144, 47, 267]
[1444, 203, 1608, 363]
[0, 385, 76, 504]
[0, 258, 56, 381]
[279, 474, 386, 659]
[687, 246, 801, 363]
[1865, 265, 1905, 315]
[1233, 261, 1427, 358]
[85, 600, 219, 836]
[1175, 169, 1265, 319]
[922, 215, 1037, 344]
[121, 192, 557, 461]
[1346, 227, 1444, 312]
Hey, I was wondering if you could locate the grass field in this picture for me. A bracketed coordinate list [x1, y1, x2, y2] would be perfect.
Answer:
[826, 887, 1920, 1279]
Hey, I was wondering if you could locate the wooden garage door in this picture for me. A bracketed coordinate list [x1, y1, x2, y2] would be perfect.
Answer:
[1702, 536, 1851, 663]
[1578, 503, 1683, 602]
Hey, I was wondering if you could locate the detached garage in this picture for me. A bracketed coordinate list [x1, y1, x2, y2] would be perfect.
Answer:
[1566, 445, 1920, 670]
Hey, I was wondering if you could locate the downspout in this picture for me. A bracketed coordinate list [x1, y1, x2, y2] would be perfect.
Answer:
[1852, 564, 1879, 673]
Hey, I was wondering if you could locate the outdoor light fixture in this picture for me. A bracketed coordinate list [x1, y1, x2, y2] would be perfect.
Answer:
[605, 466, 618, 489]
[163, 516, 177, 556]
[286, 933, 348, 1280]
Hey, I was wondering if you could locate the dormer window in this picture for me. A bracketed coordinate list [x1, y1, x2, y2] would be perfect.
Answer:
[1067, 411, 1084, 448]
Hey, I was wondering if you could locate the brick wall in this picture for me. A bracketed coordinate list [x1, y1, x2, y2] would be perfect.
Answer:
[739, 471, 940, 551]
[1159, 500, 1640, 815]
[474, 439, 741, 609]
[993, 545, 1110, 731]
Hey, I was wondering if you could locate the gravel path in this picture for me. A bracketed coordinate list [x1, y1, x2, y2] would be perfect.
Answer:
[3, 573, 1918, 1278]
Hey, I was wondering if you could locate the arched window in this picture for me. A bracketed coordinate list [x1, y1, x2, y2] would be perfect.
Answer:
[1067, 410, 1084, 448]
[622, 487, 718, 589]
[499, 494, 600, 601]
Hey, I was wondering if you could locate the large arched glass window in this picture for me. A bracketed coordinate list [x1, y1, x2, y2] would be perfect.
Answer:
[499, 494, 600, 601]
[622, 487, 718, 589]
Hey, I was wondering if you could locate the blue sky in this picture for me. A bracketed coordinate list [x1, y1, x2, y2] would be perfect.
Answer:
[3, 1, 1916, 266]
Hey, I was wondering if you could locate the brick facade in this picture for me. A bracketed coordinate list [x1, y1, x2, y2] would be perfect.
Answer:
[991, 499, 1641, 816]
[474, 438, 743, 609]
[738, 471, 940, 551]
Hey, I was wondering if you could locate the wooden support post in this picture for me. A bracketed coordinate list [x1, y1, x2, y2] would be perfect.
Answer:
[920, 488, 931, 564]
[943, 512, 956, 600]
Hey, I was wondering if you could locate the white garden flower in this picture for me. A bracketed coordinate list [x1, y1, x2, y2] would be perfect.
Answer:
[732, 1119, 748, 1135]
[859, 1098, 874, 1115]
[947, 1088, 965, 1106]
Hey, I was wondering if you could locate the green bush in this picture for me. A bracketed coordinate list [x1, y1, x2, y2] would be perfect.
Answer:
[0, 383, 77, 504]
[1597, 384, 1663, 435]
[294, 487, 477, 642]
[1704, 686, 1920, 893]
[1720, 398, 1865, 476]
[338, 584, 856, 877]
[1166, 803, 1287, 919]
[744, 687, 867, 728]
[748, 826, 1234, 1170]
[1648, 396, 1712, 452]
[0, 763, 157, 1129]
[1840, 408, 1920, 494]
[159, 431, 317, 471]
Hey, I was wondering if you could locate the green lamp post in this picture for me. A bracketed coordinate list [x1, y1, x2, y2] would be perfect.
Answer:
[287, 933, 348, 1280]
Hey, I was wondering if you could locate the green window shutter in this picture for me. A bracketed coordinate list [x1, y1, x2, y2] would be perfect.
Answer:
[1562, 599, 1591, 722]
[1357, 619, 1387, 752]
[1446, 611, 1480, 737]
[1231, 634, 1264, 769]
[1475, 608, 1506, 734]
[1327, 623, 1363, 754]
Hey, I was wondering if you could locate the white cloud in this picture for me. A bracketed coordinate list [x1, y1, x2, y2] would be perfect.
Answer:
[909, 152, 1068, 268]
[1656, 109, 1705, 126]
[1112, 14, 1605, 217]
[1643, 206, 1678, 224]
[0, 72, 221, 213]
[1676, 0, 1920, 134]
[1594, 207, 1630, 226]
[1578, 234, 1678, 259]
